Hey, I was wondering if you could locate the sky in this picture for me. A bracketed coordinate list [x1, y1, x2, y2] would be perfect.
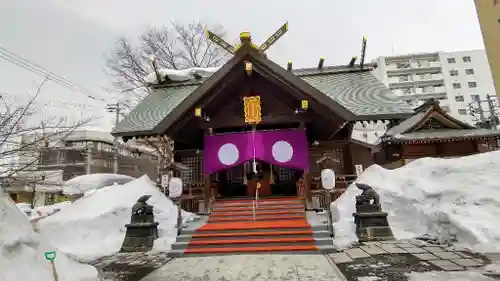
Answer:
[0, 0, 485, 131]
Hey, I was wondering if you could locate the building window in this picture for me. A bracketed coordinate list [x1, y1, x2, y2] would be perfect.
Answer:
[58, 151, 65, 164]
[452, 83, 461, 89]
[463, 56, 472, 63]
[396, 62, 410, 69]
[471, 94, 480, 101]
[455, 96, 464, 102]
[447, 58, 456, 64]
[403, 88, 411, 94]
[399, 75, 409, 82]
[449, 70, 458, 76]
[458, 109, 467, 115]
[465, 68, 474, 75]
[468, 81, 477, 88]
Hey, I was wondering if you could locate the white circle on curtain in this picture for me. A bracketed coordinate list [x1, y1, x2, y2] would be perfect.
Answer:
[272, 140, 294, 163]
[218, 143, 239, 165]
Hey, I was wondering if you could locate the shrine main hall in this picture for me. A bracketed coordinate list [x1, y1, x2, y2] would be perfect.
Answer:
[112, 30, 500, 213]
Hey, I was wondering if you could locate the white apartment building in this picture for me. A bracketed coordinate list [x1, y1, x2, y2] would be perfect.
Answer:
[372, 50, 498, 125]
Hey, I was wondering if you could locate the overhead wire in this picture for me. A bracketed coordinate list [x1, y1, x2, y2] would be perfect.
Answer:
[0, 45, 109, 103]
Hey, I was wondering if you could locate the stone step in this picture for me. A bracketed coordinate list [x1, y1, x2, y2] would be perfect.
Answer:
[211, 205, 304, 212]
[208, 214, 305, 222]
[180, 225, 326, 235]
[214, 197, 302, 204]
[168, 245, 336, 257]
[176, 230, 331, 242]
[210, 210, 305, 217]
[212, 199, 303, 208]
[172, 237, 335, 250]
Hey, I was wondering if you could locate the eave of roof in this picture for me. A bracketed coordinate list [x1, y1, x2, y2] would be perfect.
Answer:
[111, 53, 413, 137]
[383, 129, 500, 144]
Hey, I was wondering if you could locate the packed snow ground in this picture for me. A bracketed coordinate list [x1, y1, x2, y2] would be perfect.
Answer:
[37, 175, 197, 262]
[0, 190, 98, 281]
[333, 150, 500, 253]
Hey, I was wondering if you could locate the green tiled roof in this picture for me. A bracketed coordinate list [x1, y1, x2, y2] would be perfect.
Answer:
[112, 65, 414, 135]
[298, 70, 414, 119]
[113, 84, 198, 134]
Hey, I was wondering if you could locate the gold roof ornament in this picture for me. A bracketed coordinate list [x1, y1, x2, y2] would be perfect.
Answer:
[204, 22, 289, 55]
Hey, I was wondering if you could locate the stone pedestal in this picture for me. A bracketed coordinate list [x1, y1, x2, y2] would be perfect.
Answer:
[120, 195, 159, 252]
[352, 203, 394, 242]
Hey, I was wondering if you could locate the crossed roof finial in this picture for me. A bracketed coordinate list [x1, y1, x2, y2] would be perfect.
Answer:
[205, 22, 289, 55]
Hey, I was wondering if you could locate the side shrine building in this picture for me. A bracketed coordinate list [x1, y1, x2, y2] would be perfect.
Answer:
[111, 30, 500, 214]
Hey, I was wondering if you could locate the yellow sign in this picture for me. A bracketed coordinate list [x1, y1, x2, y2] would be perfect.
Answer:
[257, 182, 262, 189]
[243, 96, 262, 124]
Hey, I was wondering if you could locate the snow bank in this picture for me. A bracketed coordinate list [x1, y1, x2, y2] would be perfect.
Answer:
[62, 173, 135, 195]
[144, 67, 220, 84]
[334, 151, 500, 252]
[0, 191, 98, 281]
[38, 175, 197, 262]
[17, 201, 72, 218]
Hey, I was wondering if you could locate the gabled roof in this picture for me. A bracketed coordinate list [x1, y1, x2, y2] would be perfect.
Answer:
[112, 45, 414, 138]
[383, 99, 500, 143]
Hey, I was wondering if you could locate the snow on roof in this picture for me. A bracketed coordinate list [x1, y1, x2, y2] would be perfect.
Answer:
[62, 173, 136, 195]
[144, 67, 220, 85]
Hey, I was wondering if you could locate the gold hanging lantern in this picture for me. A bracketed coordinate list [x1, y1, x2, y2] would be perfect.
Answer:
[301, 100, 309, 110]
[194, 107, 202, 117]
[243, 96, 262, 124]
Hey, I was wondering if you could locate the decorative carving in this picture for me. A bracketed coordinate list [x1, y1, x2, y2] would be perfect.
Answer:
[355, 182, 380, 206]
[243, 96, 262, 124]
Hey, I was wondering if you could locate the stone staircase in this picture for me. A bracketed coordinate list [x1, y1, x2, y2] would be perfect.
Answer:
[169, 197, 335, 257]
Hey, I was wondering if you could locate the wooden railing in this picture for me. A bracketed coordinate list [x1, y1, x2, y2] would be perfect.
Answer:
[179, 173, 358, 213]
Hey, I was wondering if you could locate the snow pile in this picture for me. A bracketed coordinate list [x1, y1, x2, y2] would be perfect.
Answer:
[0, 191, 98, 281]
[38, 175, 197, 262]
[144, 67, 220, 84]
[17, 201, 71, 218]
[62, 173, 135, 195]
[333, 151, 500, 252]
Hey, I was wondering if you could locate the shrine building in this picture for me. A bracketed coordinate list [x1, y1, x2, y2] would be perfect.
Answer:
[111, 28, 500, 214]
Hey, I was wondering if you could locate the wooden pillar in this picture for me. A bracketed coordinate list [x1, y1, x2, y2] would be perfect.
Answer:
[204, 174, 211, 213]
[203, 127, 213, 213]
[303, 171, 312, 209]
[343, 143, 354, 175]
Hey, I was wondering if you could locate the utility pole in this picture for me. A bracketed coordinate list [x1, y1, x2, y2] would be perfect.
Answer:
[85, 144, 92, 175]
[486, 94, 498, 130]
[468, 95, 499, 129]
[106, 103, 122, 174]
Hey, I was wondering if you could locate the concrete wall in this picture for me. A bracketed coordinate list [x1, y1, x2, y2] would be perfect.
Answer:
[475, 0, 500, 104]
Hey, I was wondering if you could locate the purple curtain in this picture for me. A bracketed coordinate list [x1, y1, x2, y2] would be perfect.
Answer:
[203, 129, 309, 175]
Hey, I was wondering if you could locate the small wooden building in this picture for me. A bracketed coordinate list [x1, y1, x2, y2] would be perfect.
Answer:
[375, 99, 500, 167]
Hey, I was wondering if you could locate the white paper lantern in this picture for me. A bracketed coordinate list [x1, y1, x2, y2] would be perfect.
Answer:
[321, 169, 336, 190]
[168, 177, 183, 198]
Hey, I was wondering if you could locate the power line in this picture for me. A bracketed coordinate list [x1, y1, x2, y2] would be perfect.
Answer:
[0, 46, 109, 103]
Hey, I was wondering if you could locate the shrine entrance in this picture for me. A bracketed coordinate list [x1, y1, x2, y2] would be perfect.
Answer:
[212, 162, 303, 199]
[203, 129, 309, 199]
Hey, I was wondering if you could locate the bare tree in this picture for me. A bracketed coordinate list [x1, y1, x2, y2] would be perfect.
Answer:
[105, 21, 230, 100]
[0, 79, 93, 207]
